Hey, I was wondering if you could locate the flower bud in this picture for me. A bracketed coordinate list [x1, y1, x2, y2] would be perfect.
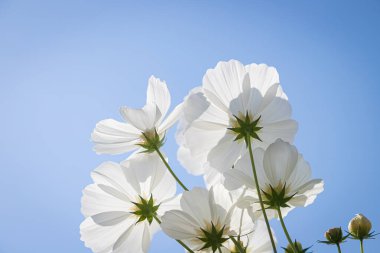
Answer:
[286, 241, 303, 253]
[348, 213, 372, 239]
[324, 227, 343, 243]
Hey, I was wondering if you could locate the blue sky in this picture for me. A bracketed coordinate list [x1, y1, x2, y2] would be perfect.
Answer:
[0, 0, 379, 252]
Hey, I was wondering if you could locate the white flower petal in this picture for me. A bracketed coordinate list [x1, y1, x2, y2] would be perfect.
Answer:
[203, 60, 246, 111]
[259, 83, 287, 112]
[180, 188, 212, 227]
[113, 223, 145, 253]
[142, 222, 151, 253]
[120, 103, 161, 132]
[91, 162, 136, 200]
[245, 63, 279, 95]
[161, 210, 200, 239]
[187, 101, 230, 130]
[182, 126, 225, 158]
[258, 119, 298, 148]
[209, 185, 233, 224]
[93, 141, 141, 155]
[80, 217, 134, 253]
[224, 167, 253, 191]
[286, 154, 312, 190]
[207, 133, 244, 172]
[92, 119, 141, 141]
[97, 184, 131, 203]
[157, 194, 181, 217]
[177, 87, 209, 127]
[290, 179, 324, 207]
[92, 211, 130, 226]
[203, 166, 224, 189]
[81, 184, 131, 217]
[121, 153, 176, 202]
[260, 96, 292, 124]
[263, 140, 299, 186]
[247, 220, 277, 253]
[177, 146, 206, 176]
[158, 102, 183, 132]
[147, 76, 171, 122]
[243, 87, 264, 116]
[92, 119, 141, 155]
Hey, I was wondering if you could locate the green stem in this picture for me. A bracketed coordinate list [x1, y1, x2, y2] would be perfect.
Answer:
[218, 247, 222, 253]
[246, 135, 277, 253]
[230, 236, 245, 253]
[154, 147, 188, 191]
[336, 243, 342, 253]
[276, 206, 296, 252]
[360, 239, 364, 253]
[153, 215, 194, 253]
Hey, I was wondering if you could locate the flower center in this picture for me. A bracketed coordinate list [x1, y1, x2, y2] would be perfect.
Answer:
[228, 112, 262, 144]
[131, 195, 160, 224]
[138, 129, 165, 153]
[261, 183, 296, 209]
[197, 222, 229, 253]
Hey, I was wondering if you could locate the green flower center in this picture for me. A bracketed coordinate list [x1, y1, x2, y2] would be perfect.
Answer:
[228, 112, 262, 144]
[138, 129, 165, 153]
[261, 183, 296, 209]
[197, 222, 229, 253]
[131, 195, 160, 224]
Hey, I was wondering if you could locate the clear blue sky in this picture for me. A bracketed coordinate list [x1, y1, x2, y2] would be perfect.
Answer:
[0, 1, 379, 252]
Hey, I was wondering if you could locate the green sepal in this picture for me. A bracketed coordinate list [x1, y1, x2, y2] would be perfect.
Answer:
[197, 223, 228, 253]
[138, 130, 165, 153]
[346, 230, 379, 240]
[228, 113, 263, 145]
[261, 183, 297, 210]
[318, 235, 349, 245]
[130, 195, 160, 225]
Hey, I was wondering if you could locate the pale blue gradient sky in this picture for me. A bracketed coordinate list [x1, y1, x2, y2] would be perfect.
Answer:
[0, 1, 379, 252]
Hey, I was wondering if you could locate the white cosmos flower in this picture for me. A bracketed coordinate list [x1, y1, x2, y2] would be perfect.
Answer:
[161, 184, 262, 253]
[80, 153, 179, 253]
[92, 76, 182, 154]
[224, 139, 324, 217]
[177, 60, 298, 179]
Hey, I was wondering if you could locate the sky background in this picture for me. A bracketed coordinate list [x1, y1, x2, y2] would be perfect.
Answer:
[0, 0, 379, 252]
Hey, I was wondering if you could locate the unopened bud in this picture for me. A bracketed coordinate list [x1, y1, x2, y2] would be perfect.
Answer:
[324, 227, 343, 243]
[286, 241, 303, 253]
[348, 214, 372, 239]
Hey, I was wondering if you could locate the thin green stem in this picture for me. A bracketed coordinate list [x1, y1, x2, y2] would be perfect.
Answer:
[246, 135, 277, 253]
[153, 215, 194, 253]
[276, 206, 296, 253]
[360, 239, 364, 253]
[218, 247, 222, 253]
[336, 243, 342, 253]
[229, 236, 245, 253]
[154, 147, 188, 191]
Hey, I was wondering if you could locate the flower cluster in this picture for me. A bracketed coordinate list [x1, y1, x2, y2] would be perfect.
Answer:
[80, 60, 338, 253]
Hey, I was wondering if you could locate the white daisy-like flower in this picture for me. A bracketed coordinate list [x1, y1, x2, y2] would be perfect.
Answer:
[224, 139, 324, 217]
[80, 153, 179, 253]
[177, 60, 298, 177]
[92, 76, 182, 155]
[161, 184, 261, 253]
